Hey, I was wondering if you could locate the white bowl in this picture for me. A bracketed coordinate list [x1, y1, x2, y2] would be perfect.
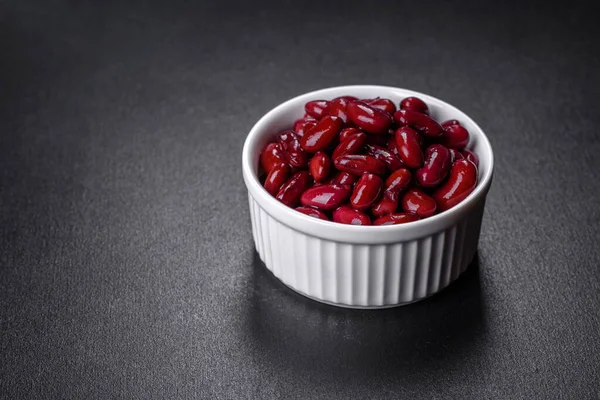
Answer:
[242, 85, 494, 308]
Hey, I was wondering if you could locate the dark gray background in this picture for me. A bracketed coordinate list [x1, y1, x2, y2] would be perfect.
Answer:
[1, 1, 599, 399]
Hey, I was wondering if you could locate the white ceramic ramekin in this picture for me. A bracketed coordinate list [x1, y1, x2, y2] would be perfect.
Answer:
[242, 85, 494, 308]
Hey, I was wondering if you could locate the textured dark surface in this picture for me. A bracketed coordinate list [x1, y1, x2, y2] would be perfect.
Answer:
[1, 1, 600, 399]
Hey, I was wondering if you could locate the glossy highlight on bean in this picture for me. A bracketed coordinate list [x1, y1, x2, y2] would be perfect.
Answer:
[332, 132, 367, 160]
[350, 174, 383, 211]
[300, 184, 352, 210]
[276, 171, 311, 208]
[346, 101, 393, 134]
[295, 206, 329, 220]
[305, 100, 330, 119]
[333, 206, 371, 225]
[416, 144, 451, 188]
[334, 154, 387, 176]
[394, 127, 423, 169]
[401, 188, 437, 218]
[300, 116, 343, 153]
[373, 213, 420, 226]
[433, 158, 478, 211]
[393, 108, 443, 137]
[309, 151, 332, 182]
[264, 163, 291, 195]
[277, 130, 309, 168]
[260, 142, 287, 174]
[400, 96, 429, 115]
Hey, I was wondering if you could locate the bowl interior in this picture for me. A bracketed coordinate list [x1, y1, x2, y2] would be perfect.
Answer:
[242, 85, 494, 243]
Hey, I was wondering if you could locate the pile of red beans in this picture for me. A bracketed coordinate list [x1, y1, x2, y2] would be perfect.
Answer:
[259, 96, 479, 226]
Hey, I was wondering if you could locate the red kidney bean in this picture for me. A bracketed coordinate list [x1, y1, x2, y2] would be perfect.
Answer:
[300, 116, 343, 153]
[442, 124, 470, 149]
[346, 101, 393, 134]
[400, 96, 429, 115]
[295, 206, 329, 220]
[305, 100, 330, 119]
[339, 127, 362, 142]
[394, 109, 443, 137]
[416, 144, 451, 188]
[385, 168, 412, 199]
[332, 132, 367, 160]
[276, 171, 311, 207]
[300, 184, 352, 210]
[350, 173, 383, 211]
[309, 151, 332, 182]
[329, 97, 350, 123]
[365, 144, 404, 171]
[401, 188, 437, 218]
[371, 194, 398, 217]
[330, 171, 357, 186]
[364, 97, 396, 114]
[264, 163, 291, 195]
[277, 130, 309, 168]
[333, 206, 371, 225]
[448, 148, 464, 164]
[441, 119, 461, 128]
[433, 158, 478, 211]
[462, 149, 479, 167]
[365, 134, 389, 147]
[293, 119, 317, 138]
[333, 154, 387, 176]
[260, 142, 287, 174]
[373, 213, 420, 226]
[394, 127, 423, 168]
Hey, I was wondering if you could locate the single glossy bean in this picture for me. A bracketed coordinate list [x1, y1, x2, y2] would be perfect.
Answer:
[333, 205, 371, 225]
[346, 101, 393, 134]
[416, 144, 451, 187]
[393, 108, 443, 137]
[394, 127, 424, 168]
[441, 119, 461, 128]
[442, 124, 470, 149]
[300, 115, 343, 153]
[462, 149, 479, 167]
[363, 97, 396, 114]
[401, 188, 437, 218]
[350, 174, 383, 211]
[400, 96, 429, 115]
[366, 144, 404, 171]
[300, 184, 352, 210]
[309, 151, 332, 182]
[295, 206, 329, 220]
[329, 171, 357, 186]
[276, 171, 311, 208]
[264, 163, 291, 195]
[277, 130, 309, 168]
[260, 142, 287, 174]
[332, 132, 367, 160]
[433, 159, 478, 211]
[385, 168, 412, 199]
[333, 154, 387, 176]
[305, 100, 330, 119]
[373, 213, 420, 226]
[370, 193, 398, 217]
[448, 148, 464, 164]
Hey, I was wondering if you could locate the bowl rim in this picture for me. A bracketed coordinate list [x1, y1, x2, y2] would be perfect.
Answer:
[242, 85, 494, 244]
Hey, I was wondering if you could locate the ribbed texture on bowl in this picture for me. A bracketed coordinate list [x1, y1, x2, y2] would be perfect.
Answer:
[249, 194, 485, 308]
